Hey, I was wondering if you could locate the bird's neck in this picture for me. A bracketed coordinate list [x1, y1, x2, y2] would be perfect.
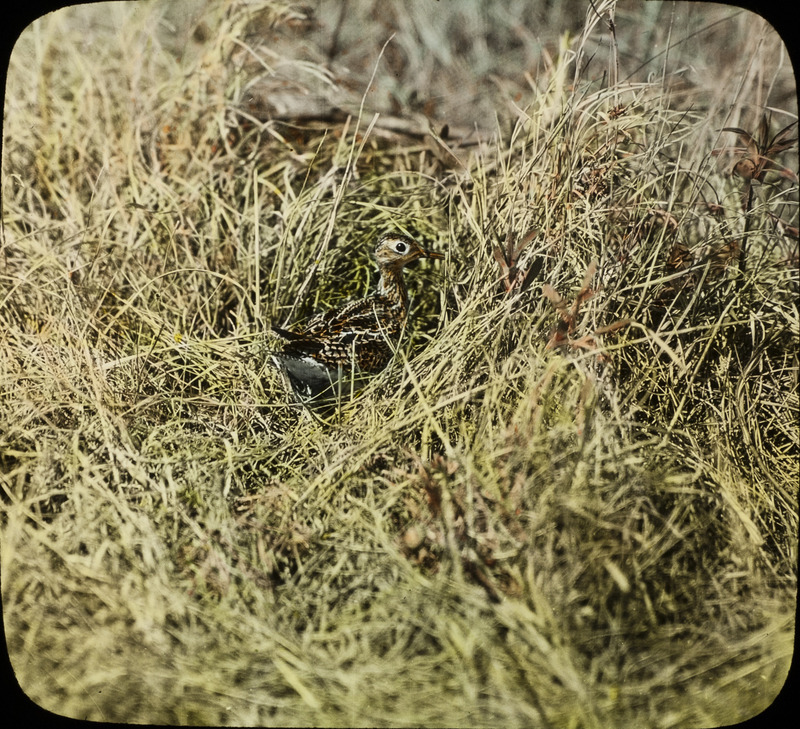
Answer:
[376, 264, 409, 310]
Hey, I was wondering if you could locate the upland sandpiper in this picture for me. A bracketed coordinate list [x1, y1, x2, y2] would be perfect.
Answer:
[270, 233, 444, 399]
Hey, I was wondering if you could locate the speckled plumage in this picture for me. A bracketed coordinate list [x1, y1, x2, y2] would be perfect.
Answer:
[270, 233, 444, 398]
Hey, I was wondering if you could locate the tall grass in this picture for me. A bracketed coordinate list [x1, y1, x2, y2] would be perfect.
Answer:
[1, 1, 797, 726]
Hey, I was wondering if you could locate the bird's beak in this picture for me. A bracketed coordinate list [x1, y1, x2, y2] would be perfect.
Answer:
[422, 249, 445, 260]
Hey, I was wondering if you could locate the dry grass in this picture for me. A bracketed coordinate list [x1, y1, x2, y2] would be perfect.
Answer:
[1, 1, 797, 726]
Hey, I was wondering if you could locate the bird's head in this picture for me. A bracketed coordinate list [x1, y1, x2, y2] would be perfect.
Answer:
[374, 233, 444, 269]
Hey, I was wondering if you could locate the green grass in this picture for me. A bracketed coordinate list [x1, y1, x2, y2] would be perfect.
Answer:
[1, 0, 797, 726]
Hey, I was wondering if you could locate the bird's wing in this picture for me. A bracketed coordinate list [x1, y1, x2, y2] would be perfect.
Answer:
[306, 297, 400, 337]
[273, 296, 402, 371]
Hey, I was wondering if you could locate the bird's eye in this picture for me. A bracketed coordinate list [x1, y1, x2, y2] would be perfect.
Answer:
[395, 241, 407, 253]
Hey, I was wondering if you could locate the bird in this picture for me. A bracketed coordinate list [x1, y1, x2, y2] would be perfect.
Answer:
[269, 232, 444, 400]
